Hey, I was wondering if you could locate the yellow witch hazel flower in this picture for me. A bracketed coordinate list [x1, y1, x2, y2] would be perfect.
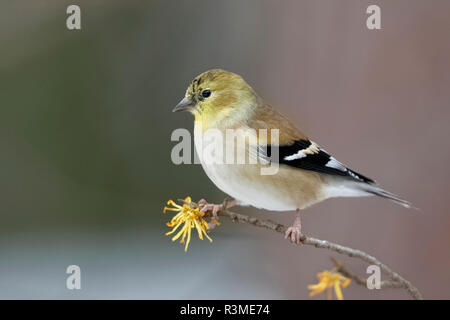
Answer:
[308, 270, 351, 300]
[163, 197, 215, 251]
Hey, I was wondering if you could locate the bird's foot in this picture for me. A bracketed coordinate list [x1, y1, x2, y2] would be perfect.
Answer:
[284, 213, 303, 245]
[198, 198, 238, 230]
[198, 199, 224, 230]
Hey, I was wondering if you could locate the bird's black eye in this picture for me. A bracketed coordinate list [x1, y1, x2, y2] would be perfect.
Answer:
[201, 89, 211, 98]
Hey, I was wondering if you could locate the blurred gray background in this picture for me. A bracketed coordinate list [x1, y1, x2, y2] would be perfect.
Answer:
[0, 0, 449, 299]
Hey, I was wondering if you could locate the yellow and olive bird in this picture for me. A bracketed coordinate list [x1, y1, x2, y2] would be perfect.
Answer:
[173, 69, 411, 243]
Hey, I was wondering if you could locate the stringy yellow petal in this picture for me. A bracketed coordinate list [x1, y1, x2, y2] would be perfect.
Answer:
[172, 224, 188, 242]
[184, 225, 192, 251]
[342, 277, 351, 288]
[194, 219, 204, 240]
[165, 221, 182, 235]
[334, 281, 344, 300]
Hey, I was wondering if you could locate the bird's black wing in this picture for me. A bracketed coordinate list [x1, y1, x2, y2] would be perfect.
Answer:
[262, 139, 374, 184]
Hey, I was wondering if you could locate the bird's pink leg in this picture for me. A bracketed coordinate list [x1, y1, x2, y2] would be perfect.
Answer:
[198, 198, 238, 230]
[285, 209, 302, 244]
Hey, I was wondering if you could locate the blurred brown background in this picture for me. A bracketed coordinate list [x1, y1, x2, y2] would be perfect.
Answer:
[0, 0, 449, 299]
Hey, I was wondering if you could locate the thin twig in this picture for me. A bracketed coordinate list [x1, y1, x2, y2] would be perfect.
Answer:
[330, 257, 404, 289]
[217, 208, 423, 300]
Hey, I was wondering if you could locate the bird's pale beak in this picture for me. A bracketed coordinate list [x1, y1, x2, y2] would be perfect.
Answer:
[173, 97, 195, 112]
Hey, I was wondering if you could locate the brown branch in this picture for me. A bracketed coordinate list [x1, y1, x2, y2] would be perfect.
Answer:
[217, 208, 423, 300]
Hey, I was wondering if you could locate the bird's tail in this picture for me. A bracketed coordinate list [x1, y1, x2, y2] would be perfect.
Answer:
[360, 184, 414, 209]
[326, 180, 415, 209]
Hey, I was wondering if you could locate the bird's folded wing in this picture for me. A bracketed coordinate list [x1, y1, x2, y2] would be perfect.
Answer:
[260, 139, 375, 184]
[246, 103, 374, 183]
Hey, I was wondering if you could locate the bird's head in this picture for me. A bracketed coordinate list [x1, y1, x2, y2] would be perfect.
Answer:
[173, 69, 257, 128]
